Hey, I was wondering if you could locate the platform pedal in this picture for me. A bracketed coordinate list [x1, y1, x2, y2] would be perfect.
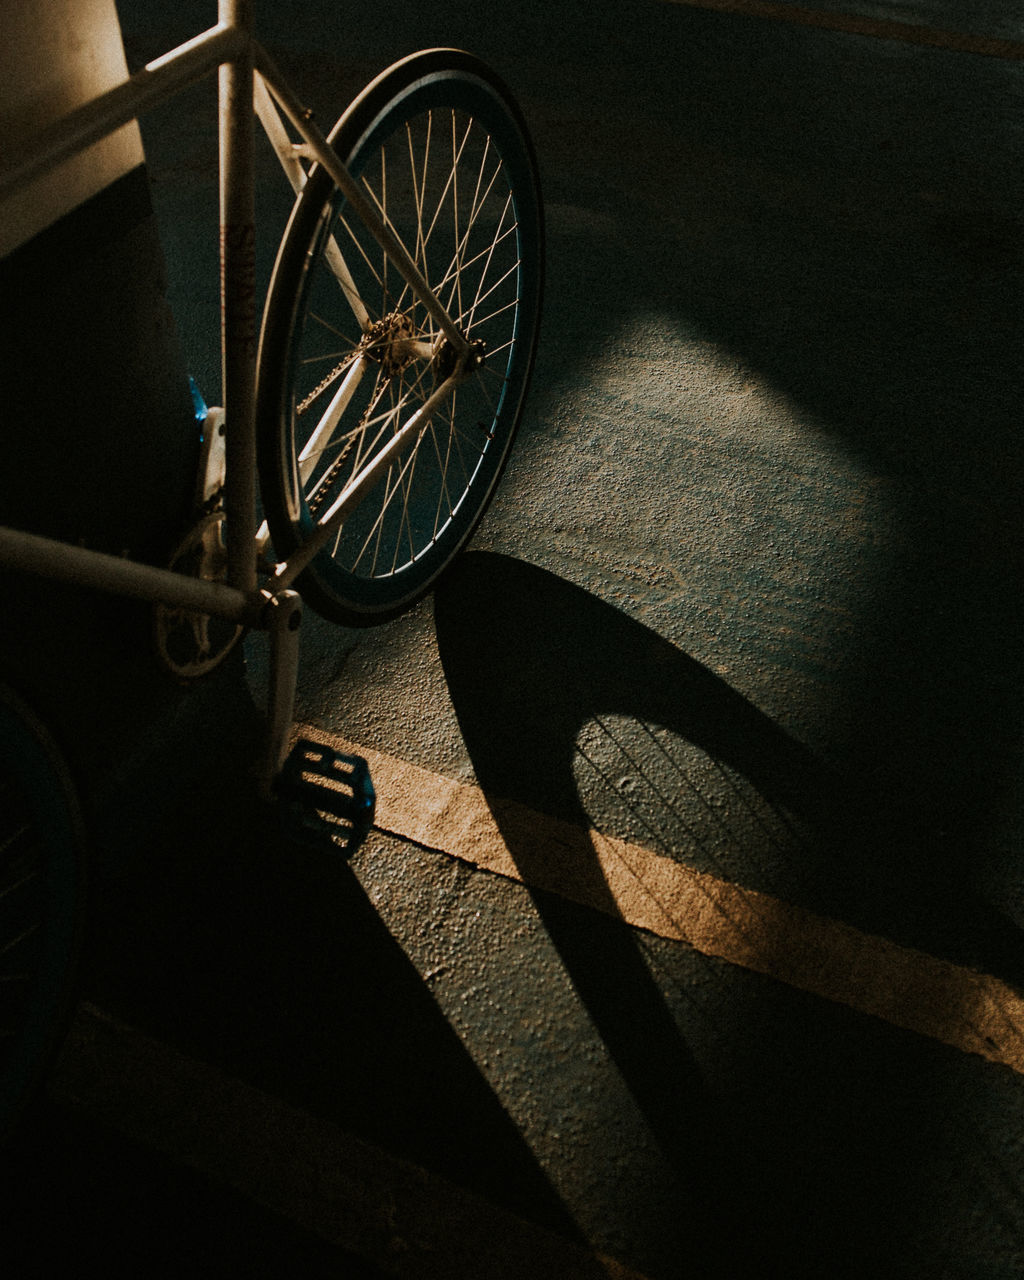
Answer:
[276, 739, 375, 852]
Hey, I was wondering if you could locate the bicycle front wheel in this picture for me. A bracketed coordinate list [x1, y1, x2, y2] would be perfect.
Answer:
[257, 50, 543, 625]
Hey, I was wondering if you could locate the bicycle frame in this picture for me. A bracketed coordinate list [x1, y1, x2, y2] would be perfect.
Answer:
[0, 0, 473, 788]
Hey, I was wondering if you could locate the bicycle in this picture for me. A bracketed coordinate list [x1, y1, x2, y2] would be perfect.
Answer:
[0, 0, 542, 1137]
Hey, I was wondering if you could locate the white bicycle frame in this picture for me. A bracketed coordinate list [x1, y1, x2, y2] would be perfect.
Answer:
[0, 0, 471, 790]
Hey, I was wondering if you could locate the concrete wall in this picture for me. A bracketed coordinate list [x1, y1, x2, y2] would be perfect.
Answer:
[0, 0, 215, 794]
[0, 0, 145, 257]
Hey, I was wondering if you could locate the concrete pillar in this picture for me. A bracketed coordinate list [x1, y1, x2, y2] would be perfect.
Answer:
[0, 0, 219, 791]
[0, 0, 198, 559]
[0, 0, 145, 258]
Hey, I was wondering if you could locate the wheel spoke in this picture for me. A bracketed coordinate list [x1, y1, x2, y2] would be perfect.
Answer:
[432, 215, 519, 320]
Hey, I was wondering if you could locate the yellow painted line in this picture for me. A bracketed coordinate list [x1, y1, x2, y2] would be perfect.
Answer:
[659, 0, 1024, 60]
[301, 726, 1024, 1077]
[55, 1003, 648, 1280]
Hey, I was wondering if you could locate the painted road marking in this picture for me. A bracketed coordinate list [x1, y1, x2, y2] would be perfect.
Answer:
[300, 726, 1024, 1077]
[659, 0, 1024, 59]
[54, 1003, 647, 1280]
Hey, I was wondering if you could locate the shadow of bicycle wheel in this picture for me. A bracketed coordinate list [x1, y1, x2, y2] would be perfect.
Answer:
[436, 548, 853, 890]
[433, 550, 877, 1277]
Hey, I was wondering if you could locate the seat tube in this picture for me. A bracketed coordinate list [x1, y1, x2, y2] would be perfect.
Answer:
[219, 0, 257, 594]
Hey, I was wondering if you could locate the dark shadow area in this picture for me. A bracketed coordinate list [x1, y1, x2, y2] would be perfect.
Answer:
[28, 682, 601, 1270]
[435, 549, 1018, 1276]
[3, 1098, 388, 1277]
[0, 163, 210, 809]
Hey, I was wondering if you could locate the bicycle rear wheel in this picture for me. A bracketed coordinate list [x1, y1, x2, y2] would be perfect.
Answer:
[257, 49, 543, 625]
[0, 687, 84, 1143]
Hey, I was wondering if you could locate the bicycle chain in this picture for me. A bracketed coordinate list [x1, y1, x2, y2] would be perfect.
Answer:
[296, 358, 350, 417]
[307, 439, 354, 517]
[294, 326, 421, 517]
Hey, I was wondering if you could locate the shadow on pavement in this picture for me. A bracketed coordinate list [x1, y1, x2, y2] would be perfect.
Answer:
[434, 549, 1017, 1277]
[3, 1097, 387, 1277]
[13, 667, 603, 1274]
[435, 551, 857, 1278]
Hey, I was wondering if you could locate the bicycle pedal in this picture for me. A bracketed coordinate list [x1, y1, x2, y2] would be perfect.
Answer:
[275, 739, 375, 853]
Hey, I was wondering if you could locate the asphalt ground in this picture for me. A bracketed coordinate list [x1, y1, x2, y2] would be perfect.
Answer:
[6, 1, 1024, 1276]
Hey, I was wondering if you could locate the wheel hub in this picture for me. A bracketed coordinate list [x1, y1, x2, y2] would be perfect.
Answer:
[435, 336, 487, 383]
[364, 311, 417, 377]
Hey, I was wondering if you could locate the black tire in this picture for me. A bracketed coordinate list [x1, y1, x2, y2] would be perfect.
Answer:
[256, 50, 543, 625]
[0, 686, 84, 1144]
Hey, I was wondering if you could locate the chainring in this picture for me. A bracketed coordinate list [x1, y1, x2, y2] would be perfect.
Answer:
[153, 511, 243, 679]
